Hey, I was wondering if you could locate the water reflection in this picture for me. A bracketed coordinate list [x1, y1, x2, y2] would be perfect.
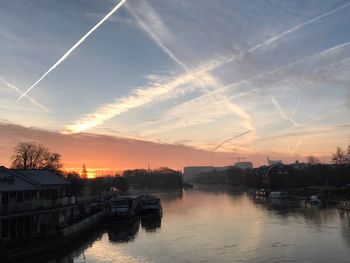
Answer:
[141, 216, 161, 232]
[107, 219, 140, 243]
[339, 210, 350, 247]
[155, 189, 183, 202]
[14, 227, 104, 263]
[17, 188, 350, 263]
[249, 195, 340, 227]
[107, 215, 162, 243]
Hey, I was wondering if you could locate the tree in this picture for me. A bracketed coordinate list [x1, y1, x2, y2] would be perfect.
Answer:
[11, 142, 63, 171]
[81, 163, 88, 179]
[332, 147, 346, 165]
[306, 155, 320, 165]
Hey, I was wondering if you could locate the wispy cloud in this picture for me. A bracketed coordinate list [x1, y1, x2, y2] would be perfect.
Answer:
[249, 1, 350, 52]
[63, 0, 349, 144]
[125, 0, 254, 133]
[256, 125, 350, 142]
[271, 96, 299, 127]
[146, 41, 350, 136]
[64, 0, 255, 135]
[0, 76, 49, 112]
[125, 2, 187, 70]
[62, 62, 220, 134]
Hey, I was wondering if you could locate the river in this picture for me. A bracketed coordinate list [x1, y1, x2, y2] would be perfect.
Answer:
[28, 186, 350, 263]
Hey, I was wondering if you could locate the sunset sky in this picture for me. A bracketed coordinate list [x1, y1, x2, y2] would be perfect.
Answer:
[1, 0, 349, 173]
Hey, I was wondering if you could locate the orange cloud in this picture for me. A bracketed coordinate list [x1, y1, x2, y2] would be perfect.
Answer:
[0, 122, 333, 172]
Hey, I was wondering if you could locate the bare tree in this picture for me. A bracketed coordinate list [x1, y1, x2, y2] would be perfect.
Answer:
[11, 142, 63, 171]
[331, 147, 346, 165]
[306, 155, 320, 165]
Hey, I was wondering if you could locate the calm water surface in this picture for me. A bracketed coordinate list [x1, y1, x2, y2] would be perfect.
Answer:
[40, 186, 350, 263]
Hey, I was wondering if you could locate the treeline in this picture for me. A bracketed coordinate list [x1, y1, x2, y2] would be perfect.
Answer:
[65, 172, 129, 196]
[123, 167, 183, 189]
[64, 166, 184, 197]
[194, 163, 350, 190]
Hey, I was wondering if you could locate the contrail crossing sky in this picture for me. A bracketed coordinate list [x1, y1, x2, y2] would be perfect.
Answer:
[17, 0, 128, 100]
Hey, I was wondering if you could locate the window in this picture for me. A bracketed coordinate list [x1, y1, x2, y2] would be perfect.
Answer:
[31, 215, 39, 233]
[16, 191, 24, 203]
[24, 191, 30, 201]
[9, 191, 16, 200]
[1, 219, 9, 238]
[1, 192, 9, 205]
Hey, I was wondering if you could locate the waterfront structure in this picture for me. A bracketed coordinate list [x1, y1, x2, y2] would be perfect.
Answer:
[0, 166, 76, 244]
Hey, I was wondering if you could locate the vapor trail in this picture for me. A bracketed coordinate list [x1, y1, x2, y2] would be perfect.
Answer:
[125, 4, 188, 70]
[212, 130, 253, 151]
[125, 1, 254, 131]
[17, 0, 128, 100]
[290, 97, 301, 119]
[0, 76, 48, 111]
[63, 2, 349, 134]
[271, 96, 299, 127]
[249, 1, 350, 52]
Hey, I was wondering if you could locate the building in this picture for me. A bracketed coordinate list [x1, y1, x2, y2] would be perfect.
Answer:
[0, 166, 76, 244]
[183, 166, 231, 182]
[267, 156, 283, 166]
[234, 162, 253, 170]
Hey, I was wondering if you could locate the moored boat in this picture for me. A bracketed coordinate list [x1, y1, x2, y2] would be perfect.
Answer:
[105, 196, 142, 220]
[138, 195, 163, 217]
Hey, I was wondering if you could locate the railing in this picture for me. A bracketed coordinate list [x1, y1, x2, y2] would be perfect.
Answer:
[0, 197, 76, 215]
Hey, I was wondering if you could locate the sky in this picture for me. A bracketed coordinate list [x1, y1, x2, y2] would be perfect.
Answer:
[0, 0, 349, 174]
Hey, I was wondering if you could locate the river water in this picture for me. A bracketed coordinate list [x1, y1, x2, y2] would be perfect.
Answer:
[36, 186, 350, 263]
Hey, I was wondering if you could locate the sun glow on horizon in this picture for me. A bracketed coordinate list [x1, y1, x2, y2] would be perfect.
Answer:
[65, 167, 122, 179]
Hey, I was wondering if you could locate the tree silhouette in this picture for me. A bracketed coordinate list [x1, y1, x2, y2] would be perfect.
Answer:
[306, 155, 320, 165]
[11, 142, 62, 171]
[332, 147, 346, 165]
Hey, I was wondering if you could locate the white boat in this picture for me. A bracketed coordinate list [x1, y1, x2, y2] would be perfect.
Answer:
[106, 196, 142, 220]
[270, 191, 289, 199]
[138, 195, 162, 217]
